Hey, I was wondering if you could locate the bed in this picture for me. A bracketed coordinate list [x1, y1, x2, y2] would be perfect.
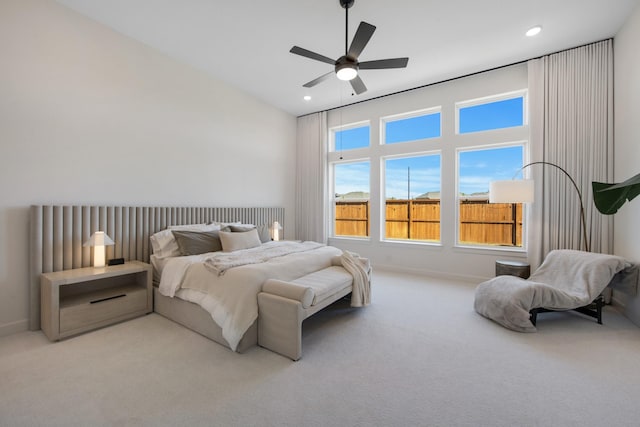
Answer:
[151, 227, 343, 351]
[29, 205, 358, 354]
[29, 205, 284, 348]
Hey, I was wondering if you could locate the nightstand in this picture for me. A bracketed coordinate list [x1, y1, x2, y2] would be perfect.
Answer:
[40, 261, 152, 341]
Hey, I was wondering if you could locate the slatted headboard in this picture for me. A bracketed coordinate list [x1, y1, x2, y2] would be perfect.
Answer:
[29, 205, 285, 330]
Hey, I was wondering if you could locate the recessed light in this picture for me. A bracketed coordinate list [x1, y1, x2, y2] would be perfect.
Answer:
[303, 95, 311, 101]
[526, 26, 542, 37]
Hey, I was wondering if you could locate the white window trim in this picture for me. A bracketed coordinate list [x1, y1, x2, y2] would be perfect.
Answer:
[329, 120, 371, 152]
[455, 89, 529, 135]
[454, 140, 529, 251]
[330, 159, 372, 241]
[380, 106, 442, 146]
[380, 150, 442, 244]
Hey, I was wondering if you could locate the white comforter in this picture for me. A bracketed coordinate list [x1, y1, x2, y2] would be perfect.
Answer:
[159, 241, 342, 351]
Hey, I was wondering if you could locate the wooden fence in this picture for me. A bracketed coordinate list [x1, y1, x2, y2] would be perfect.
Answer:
[335, 199, 522, 246]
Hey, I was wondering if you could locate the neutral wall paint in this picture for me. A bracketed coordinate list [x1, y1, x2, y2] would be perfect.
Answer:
[0, 0, 296, 335]
[612, 3, 640, 325]
[327, 64, 529, 281]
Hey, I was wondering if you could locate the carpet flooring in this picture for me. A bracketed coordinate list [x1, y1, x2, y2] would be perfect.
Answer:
[2, 269, 640, 426]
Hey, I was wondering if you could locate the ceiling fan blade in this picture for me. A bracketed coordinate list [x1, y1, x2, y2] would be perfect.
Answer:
[347, 22, 376, 59]
[303, 71, 335, 88]
[359, 57, 409, 70]
[350, 75, 367, 95]
[290, 46, 336, 65]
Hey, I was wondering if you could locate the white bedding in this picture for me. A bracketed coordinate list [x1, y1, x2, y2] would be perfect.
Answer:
[158, 241, 342, 351]
[204, 240, 324, 275]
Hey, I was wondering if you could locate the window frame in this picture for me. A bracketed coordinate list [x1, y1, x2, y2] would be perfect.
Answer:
[330, 120, 371, 152]
[326, 82, 529, 254]
[380, 107, 442, 146]
[380, 150, 443, 244]
[330, 158, 372, 240]
[455, 141, 529, 250]
[455, 90, 528, 135]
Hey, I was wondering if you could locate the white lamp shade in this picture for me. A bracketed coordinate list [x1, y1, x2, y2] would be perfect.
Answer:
[83, 231, 115, 267]
[489, 180, 535, 203]
[83, 231, 114, 247]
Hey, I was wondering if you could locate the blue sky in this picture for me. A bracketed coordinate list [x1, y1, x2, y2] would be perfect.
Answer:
[385, 155, 441, 198]
[458, 145, 524, 195]
[334, 96, 525, 198]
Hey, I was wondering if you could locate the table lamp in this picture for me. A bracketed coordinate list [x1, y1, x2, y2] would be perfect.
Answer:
[83, 231, 115, 267]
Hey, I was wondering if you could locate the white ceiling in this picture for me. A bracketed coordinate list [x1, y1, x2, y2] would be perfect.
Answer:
[55, 0, 638, 117]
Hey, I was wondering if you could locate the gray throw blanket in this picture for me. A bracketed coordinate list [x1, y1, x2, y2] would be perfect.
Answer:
[204, 241, 323, 275]
[474, 250, 629, 332]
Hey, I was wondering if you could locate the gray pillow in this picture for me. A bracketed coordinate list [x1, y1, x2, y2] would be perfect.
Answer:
[171, 230, 223, 256]
[228, 224, 256, 232]
[229, 224, 271, 243]
[256, 224, 272, 243]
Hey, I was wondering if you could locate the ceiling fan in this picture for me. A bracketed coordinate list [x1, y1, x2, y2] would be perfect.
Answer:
[289, 0, 409, 95]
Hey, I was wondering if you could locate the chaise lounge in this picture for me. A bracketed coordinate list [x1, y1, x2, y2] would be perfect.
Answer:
[474, 249, 637, 332]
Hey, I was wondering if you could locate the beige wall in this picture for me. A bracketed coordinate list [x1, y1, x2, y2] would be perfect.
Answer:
[0, 0, 296, 335]
[613, 3, 640, 324]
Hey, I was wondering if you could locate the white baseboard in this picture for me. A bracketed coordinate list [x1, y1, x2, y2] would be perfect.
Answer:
[610, 294, 640, 328]
[0, 319, 29, 337]
[373, 263, 487, 284]
[611, 295, 625, 309]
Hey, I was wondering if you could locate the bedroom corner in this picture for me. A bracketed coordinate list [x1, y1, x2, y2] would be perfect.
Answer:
[612, 1, 640, 326]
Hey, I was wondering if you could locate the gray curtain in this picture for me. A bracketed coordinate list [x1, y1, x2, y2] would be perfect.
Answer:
[295, 111, 328, 243]
[527, 39, 614, 267]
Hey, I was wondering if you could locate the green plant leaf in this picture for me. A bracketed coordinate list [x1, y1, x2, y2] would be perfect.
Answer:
[592, 172, 640, 215]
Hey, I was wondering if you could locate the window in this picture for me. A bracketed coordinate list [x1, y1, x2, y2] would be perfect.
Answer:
[458, 95, 525, 134]
[458, 145, 525, 247]
[334, 161, 370, 237]
[383, 110, 441, 144]
[332, 123, 370, 151]
[384, 154, 441, 242]
[327, 70, 529, 254]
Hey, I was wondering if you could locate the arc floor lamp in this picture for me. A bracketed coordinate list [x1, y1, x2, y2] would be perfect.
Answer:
[489, 161, 590, 252]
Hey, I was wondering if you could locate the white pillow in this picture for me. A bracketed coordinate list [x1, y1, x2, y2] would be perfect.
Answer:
[151, 223, 219, 258]
[219, 229, 262, 252]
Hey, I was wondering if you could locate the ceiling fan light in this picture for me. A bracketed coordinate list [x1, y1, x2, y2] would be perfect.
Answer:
[336, 65, 358, 81]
